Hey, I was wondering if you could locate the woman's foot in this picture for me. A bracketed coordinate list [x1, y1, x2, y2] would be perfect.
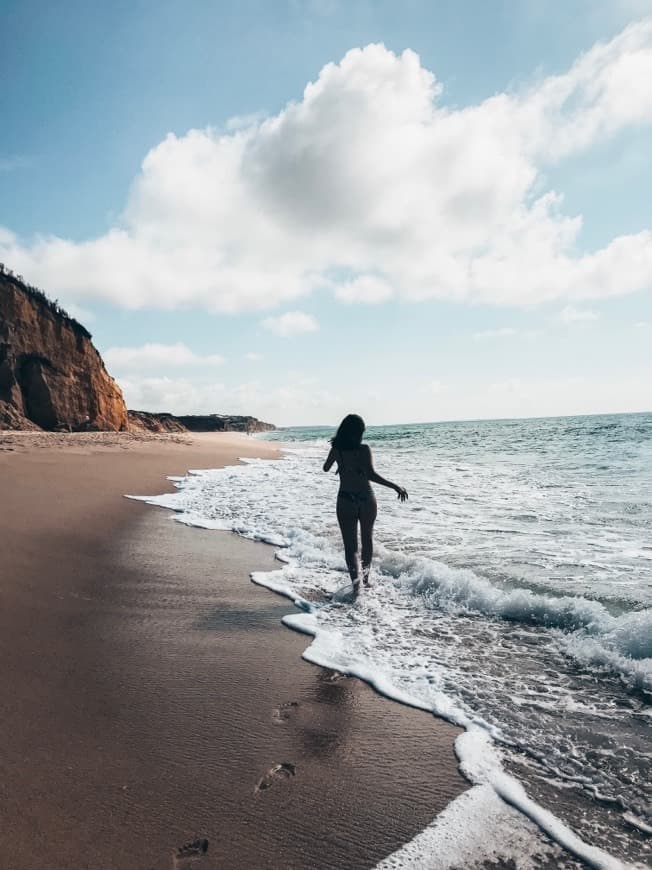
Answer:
[362, 565, 371, 587]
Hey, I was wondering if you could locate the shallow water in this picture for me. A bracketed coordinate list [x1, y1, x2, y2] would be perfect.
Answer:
[136, 413, 652, 868]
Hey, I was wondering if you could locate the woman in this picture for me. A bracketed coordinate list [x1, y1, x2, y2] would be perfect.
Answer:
[323, 414, 408, 596]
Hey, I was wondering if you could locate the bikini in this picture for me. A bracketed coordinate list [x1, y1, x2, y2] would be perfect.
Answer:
[336, 448, 372, 503]
[338, 490, 371, 504]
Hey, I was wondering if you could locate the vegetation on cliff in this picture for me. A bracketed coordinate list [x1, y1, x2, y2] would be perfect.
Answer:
[0, 268, 128, 430]
[0, 264, 91, 340]
[0, 266, 275, 434]
[127, 411, 275, 434]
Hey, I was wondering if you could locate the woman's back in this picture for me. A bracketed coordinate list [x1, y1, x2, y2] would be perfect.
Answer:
[336, 446, 371, 493]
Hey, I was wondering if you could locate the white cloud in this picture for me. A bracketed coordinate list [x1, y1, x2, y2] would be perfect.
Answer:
[245, 351, 263, 360]
[116, 370, 652, 425]
[634, 320, 649, 327]
[226, 112, 267, 132]
[117, 374, 336, 423]
[261, 311, 319, 336]
[2, 21, 652, 312]
[473, 327, 517, 339]
[118, 376, 224, 413]
[558, 305, 599, 324]
[335, 274, 394, 304]
[104, 342, 224, 370]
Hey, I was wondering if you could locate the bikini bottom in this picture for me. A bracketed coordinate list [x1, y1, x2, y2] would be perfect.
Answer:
[337, 490, 373, 504]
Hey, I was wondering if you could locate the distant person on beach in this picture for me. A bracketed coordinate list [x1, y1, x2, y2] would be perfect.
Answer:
[323, 414, 408, 596]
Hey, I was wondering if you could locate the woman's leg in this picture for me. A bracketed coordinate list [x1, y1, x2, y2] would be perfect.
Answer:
[336, 496, 360, 585]
[360, 494, 377, 585]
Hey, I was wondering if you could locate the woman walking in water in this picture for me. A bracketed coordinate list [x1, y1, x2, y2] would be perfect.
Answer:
[323, 414, 408, 596]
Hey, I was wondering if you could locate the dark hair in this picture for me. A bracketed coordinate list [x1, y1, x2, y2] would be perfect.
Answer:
[331, 414, 365, 450]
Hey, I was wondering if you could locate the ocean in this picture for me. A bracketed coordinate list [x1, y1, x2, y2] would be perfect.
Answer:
[135, 413, 651, 869]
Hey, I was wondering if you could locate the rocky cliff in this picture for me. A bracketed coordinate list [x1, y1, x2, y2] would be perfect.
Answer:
[0, 269, 128, 431]
[173, 413, 275, 433]
[127, 410, 275, 434]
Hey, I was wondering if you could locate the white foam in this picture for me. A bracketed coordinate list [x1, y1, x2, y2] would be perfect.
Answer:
[376, 785, 561, 869]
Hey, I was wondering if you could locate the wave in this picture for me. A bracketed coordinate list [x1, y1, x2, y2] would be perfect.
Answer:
[130, 476, 652, 694]
[380, 551, 652, 691]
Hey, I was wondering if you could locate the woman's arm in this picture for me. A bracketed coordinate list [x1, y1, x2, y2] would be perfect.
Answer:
[363, 446, 408, 501]
[323, 446, 337, 472]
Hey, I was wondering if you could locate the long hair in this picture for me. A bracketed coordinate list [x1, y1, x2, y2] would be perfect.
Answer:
[331, 414, 365, 450]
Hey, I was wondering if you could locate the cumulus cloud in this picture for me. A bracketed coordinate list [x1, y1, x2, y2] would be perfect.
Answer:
[104, 342, 224, 370]
[261, 311, 319, 336]
[117, 375, 225, 413]
[245, 351, 263, 360]
[335, 274, 394, 304]
[558, 305, 600, 324]
[117, 374, 337, 423]
[2, 21, 652, 311]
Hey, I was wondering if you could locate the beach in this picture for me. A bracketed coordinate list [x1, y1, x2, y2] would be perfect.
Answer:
[0, 431, 465, 869]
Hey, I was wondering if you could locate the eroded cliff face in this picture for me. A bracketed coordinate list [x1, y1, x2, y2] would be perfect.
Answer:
[0, 273, 128, 431]
[127, 410, 276, 434]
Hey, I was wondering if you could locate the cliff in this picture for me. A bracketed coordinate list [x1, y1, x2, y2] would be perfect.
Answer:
[127, 411, 275, 434]
[0, 269, 128, 431]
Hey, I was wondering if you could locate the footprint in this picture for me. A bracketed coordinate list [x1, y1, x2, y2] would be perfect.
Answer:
[323, 669, 348, 683]
[271, 701, 299, 725]
[255, 762, 296, 793]
[172, 838, 209, 868]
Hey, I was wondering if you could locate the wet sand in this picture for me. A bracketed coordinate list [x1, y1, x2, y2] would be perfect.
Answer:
[0, 432, 466, 869]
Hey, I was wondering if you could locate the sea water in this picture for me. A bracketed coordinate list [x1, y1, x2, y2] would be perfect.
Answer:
[135, 413, 651, 868]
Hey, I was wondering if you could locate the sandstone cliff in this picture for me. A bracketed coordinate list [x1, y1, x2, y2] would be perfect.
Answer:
[127, 411, 189, 434]
[127, 410, 275, 434]
[0, 269, 128, 431]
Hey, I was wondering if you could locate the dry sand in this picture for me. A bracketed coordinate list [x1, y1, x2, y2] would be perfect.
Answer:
[0, 431, 466, 869]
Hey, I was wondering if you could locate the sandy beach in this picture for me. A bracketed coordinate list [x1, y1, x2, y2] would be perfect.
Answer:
[0, 431, 465, 869]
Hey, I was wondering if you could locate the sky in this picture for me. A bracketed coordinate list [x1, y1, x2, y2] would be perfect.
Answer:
[1, 0, 651, 427]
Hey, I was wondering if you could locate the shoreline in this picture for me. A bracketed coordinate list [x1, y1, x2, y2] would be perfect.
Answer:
[0, 431, 466, 869]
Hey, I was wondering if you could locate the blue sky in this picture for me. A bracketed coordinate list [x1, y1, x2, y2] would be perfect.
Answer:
[1, 0, 651, 425]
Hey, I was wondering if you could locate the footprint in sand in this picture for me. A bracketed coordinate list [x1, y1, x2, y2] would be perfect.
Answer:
[172, 838, 209, 868]
[255, 762, 296, 794]
[323, 669, 348, 683]
[271, 701, 299, 725]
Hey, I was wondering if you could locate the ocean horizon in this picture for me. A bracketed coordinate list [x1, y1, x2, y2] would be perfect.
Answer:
[276, 409, 652, 430]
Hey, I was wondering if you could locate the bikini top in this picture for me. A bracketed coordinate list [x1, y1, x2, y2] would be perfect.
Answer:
[336, 447, 368, 479]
